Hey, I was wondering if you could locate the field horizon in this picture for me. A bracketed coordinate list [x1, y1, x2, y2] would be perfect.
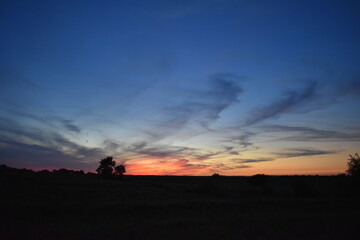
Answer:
[1, 164, 359, 240]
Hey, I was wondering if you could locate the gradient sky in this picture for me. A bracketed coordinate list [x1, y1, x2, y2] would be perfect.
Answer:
[1, 0, 359, 175]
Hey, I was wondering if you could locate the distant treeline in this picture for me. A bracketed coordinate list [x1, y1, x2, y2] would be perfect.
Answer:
[0, 164, 349, 178]
[0, 164, 96, 176]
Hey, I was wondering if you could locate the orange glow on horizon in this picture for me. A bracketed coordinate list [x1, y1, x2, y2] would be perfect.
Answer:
[18, 151, 348, 176]
[126, 158, 212, 176]
[123, 152, 348, 176]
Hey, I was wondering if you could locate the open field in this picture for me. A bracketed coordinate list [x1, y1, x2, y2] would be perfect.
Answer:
[0, 171, 359, 240]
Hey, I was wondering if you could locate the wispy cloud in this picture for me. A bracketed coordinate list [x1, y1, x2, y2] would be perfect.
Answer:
[0, 107, 82, 133]
[209, 158, 273, 171]
[234, 158, 274, 163]
[213, 162, 252, 171]
[339, 79, 360, 98]
[221, 146, 241, 155]
[245, 82, 318, 125]
[60, 120, 82, 133]
[126, 141, 148, 151]
[144, 73, 244, 141]
[274, 148, 338, 158]
[168, 74, 243, 127]
[135, 145, 192, 158]
[0, 117, 102, 169]
[194, 151, 222, 160]
[0, 65, 44, 91]
[104, 139, 198, 164]
[225, 132, 256, 149]
[260, 125, 360, 142]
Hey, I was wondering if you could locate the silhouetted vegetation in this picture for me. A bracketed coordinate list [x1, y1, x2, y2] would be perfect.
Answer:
[346, 153, 360, 177]
[96, 156, 126, 179]
[96, 156, 116, 177]
[0, 164, 34, 175]
[0, 164, 86, 176]
[114, 164, 126, 176]
[53, 168, 85, 175]
[0, 165, 359, 240]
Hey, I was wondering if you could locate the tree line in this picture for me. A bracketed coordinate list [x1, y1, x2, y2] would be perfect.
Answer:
[0, 153, 359, 178]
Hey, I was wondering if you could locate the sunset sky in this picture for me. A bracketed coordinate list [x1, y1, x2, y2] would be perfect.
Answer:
[1, 0, 359, 175]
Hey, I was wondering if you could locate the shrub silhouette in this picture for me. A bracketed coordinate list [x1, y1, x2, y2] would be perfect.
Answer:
[52, 168, 85, 175]
[115, 165, 126, 176]
[346, 153, 360, 177]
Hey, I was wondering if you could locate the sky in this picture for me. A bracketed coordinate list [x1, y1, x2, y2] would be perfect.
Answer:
[1, 0, 360, 175]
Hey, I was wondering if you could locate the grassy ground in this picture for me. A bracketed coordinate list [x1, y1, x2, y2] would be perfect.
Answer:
[0, 173, 359, 239]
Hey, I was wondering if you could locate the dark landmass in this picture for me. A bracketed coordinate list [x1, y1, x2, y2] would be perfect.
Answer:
[0, 165, 359, 240]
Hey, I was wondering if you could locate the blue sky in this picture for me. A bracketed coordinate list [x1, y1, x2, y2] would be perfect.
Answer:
[1, 0, 359, 175]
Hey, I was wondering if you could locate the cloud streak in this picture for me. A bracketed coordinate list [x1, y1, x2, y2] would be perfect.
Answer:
[167, 75, 243, 127]
[339, 79, 360, 98]
[0, 106, 82, 133]
[274, 148, 338, 158]
[135, 145, 192, 158]
[245, 82, 318, 125]
[146, 73, 244, 141]
[225, 132, 256, 149]
[0, 117, 103, 169]
[234, 158, 274, 163]
[260, 125, 360, 142]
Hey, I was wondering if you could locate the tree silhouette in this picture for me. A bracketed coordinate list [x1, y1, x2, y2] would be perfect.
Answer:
[114, 165, 126, 176]
[96, 156, 116, 177]
[96, 156, 126, 179]
[346, 153, 360, 177]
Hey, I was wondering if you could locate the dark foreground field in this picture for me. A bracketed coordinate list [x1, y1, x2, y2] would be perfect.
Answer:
[0, 171, 359, 240]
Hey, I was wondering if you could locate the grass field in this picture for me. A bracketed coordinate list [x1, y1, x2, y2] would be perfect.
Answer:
[0, 171, 359, 240]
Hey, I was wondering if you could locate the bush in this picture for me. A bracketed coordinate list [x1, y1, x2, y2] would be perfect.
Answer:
[346, 153, 360, 177]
